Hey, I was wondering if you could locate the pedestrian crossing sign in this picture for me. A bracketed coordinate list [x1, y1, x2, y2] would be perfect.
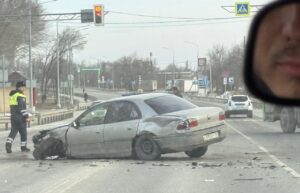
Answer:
[235, 2, 250, 16]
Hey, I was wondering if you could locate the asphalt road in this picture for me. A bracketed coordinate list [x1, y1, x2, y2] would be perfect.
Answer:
[0, 89, 299, 193]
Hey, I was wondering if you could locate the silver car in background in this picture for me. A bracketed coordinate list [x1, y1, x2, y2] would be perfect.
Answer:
[32, 93, 226, 160]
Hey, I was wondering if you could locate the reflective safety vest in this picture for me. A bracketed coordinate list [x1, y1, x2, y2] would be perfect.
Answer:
[9, 92, 26, 106]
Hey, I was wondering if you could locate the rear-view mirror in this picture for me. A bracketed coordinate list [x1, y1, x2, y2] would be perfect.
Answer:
[244, 0, 300, 105]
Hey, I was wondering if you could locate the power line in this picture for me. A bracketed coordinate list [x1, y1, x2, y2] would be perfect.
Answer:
[106, 16, 249, 25]
[108, 10, 214, 20]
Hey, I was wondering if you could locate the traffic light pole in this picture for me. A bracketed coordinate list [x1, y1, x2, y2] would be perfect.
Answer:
[56, 21, 61, 108]
[2, 55, 5, 115]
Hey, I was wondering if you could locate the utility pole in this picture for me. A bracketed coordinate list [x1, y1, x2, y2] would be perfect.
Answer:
[28, 6, 34, 111]
[56, 21, 61, 108]
[2, 56, 5, 115]
[163, 47, 175, 85]
[210, 62, 213, 94]
[67, 42, 73, 105]
[112, 64, 115, 90]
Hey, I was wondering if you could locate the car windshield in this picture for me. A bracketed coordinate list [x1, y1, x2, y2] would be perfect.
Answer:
[231, 96, 248, 102]
[145, 95, 196, 114]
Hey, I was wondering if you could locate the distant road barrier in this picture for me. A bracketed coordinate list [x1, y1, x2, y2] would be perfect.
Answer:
[37, 109, 74, 125]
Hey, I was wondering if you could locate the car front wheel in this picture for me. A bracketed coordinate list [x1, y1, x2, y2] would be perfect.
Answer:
[33, 137, 64, 160]
[134, 135, 161, 161]
[185, 146, 208, 158]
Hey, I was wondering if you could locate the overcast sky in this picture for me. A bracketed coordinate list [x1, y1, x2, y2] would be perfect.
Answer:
[43, 0, 273, 69]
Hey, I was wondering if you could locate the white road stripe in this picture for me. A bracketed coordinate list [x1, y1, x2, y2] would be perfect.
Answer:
[42, 162, 110, 193]
[226, 122, 300, 178]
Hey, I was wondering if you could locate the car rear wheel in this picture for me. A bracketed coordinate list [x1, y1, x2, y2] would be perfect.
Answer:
[134, 135, 161, 161]
[280, 108, 296, 133]
[185, 146, 208, 158]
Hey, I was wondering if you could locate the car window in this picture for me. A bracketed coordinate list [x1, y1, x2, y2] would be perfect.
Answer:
[105, 101, 141, 124]
[145, 95, 196, 114]
[77, 103, 109, 126]
[231, 96, 248, 102]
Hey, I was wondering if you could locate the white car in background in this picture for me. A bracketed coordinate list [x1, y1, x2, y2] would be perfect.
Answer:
[225, 95, 253, 118]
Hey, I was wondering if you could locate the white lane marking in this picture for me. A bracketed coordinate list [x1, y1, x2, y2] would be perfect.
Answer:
[43, 163, 109, 193]
[226, 122, 300, 178]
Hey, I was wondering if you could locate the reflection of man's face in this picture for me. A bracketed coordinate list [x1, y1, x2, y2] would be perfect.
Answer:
[254, 4, 300, 99]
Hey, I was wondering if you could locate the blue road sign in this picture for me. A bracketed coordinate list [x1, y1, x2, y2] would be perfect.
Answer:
[235, 2, 250, 16]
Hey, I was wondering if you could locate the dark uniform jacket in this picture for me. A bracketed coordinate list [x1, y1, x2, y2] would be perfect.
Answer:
[9, 90, 28, 121]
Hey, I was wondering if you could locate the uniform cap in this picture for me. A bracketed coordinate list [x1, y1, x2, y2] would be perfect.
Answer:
[16, 81, 26, 89]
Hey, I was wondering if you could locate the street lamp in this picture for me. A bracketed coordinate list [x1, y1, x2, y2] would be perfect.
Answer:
[184, 41, 213, 94]
[184, 41, 199, 62]
[162, 47, 175, 85]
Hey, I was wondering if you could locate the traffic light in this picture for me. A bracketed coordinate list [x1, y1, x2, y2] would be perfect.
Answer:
[94, 4, 104, 25]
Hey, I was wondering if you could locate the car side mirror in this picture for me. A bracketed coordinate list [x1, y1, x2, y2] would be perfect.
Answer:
[72, 121, 79, 129]
[244, 0, 300, 106]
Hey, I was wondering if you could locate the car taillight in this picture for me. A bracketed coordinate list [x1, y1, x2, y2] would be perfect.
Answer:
[188, 119, 198, 128]
[219, 112, 225, 120]
[177, 119, 198, 130]
[177, 121, 188, 130]
[248, 101, 251, 106]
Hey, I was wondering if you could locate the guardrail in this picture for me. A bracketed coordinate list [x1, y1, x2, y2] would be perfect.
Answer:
[77, 102, 93, 110]
[0, 117, 32, 130]
[188, 94, 263, 109]
[37, 109, 74, 125]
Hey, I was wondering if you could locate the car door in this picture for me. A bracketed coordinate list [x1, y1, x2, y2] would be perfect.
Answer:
[66, 103, 109, 158]
[103, 101, 141, 157]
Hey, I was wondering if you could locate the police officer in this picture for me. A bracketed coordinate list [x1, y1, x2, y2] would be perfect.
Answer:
[5, 81, 30, 153]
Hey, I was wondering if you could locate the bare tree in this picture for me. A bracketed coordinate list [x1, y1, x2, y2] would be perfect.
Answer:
[0, 0, 45, 70]
[35, 27, 86, 102]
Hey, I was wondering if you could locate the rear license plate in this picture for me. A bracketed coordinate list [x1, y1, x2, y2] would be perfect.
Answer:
[203, 132, 219, 141]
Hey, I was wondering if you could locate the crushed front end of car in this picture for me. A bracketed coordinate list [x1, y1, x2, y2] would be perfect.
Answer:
[32, 124, 69, 160]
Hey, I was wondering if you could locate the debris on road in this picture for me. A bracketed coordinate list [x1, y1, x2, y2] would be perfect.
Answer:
[133, 161, 145, 165]
[199, 163, 223, 168]
[227, 161, 234, 166]
[191, 162, 198, 166]
[152, 163, 171, 167]
[233, 178, 263, 181]
[204, 179, 215, 182]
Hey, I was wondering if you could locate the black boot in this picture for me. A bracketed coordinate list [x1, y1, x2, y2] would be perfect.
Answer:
[5, 143, 12, 153]
[21, 146, 30, 152]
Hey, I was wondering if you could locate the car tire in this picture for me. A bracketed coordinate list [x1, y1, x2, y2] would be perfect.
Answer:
[280, 108, 296, 133]
[185, 146, 208, 158]
[33, 137, 63, 160]
[134, 135, 161, 161]
[247, 111, 253, 118]
[33, 148, 45, 160]
[225, 111, 230, 118]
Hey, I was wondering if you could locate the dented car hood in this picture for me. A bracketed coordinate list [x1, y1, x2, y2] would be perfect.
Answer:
[40, 123, 70, 142]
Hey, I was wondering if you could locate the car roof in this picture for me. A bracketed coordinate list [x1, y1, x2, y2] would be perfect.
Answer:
[231, 95, 249, 97]
[104, 92, 170, 103]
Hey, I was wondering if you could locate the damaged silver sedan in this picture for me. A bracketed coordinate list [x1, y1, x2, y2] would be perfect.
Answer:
[32, 93, 226, 160]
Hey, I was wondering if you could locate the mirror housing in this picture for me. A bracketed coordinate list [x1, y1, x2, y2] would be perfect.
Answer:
[72, 121, 79, 129]
[244, 0, 300, 106]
